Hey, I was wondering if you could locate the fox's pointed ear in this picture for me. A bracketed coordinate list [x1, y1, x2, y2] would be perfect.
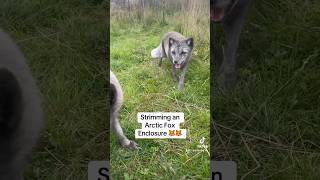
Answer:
[0, 68, 22, 132]
[186, 38, 194, 49]
[169, 38, 176, 47]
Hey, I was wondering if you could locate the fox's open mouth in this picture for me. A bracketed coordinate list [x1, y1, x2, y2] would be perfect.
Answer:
[175, 64, 181, 69]
[211, 7, 225, 22]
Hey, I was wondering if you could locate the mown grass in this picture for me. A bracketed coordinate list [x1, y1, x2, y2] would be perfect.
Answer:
[213, 0, 320, 179]
[110, 7, 210, 179]
[0, 0, 107, 179]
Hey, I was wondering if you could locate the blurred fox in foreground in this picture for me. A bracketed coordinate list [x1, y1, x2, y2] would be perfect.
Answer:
[110, 71, 138, 150]
[0, 29, 43, 179]
[211, 0, 250, 90]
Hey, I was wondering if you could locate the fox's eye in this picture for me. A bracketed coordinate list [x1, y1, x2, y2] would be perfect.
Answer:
[171, 51, 176, 55]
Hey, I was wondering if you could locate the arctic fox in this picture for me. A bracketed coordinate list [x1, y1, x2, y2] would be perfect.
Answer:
[151, 32, 194, 89]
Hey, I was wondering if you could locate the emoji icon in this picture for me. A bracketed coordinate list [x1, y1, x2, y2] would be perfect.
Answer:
[175, 130, 182, 136]
[169, 130, 175, 136]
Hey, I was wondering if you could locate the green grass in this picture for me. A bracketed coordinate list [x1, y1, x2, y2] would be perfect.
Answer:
[0, 0, 107, 179]
[110, 21, 210, 178]
[213, 0, 320, 179]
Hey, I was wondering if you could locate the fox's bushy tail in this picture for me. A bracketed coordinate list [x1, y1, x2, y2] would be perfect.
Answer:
[151, 47, 161, 58]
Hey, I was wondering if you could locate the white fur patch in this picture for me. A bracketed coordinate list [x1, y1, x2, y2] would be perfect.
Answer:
[151, 48, 161, 58]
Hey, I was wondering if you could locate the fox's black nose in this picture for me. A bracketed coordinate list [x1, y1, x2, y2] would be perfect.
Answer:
[173, 61, 177, 64]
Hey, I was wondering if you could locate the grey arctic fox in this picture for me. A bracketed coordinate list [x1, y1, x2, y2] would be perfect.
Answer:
[211, 0, 250, 90]
[151, 32, 194, 89]
[0, 29, 43, 179]
[110, 71, 138, 150]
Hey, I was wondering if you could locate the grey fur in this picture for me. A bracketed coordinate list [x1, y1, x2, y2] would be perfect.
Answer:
[151, 32, 194, 89]
[0, 29, 43, 179]
[211, 0, 250, 90]
[110, 71, 138, 150]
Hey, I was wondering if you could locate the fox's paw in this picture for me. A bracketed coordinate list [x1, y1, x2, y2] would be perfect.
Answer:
[120, 138, 139, 150]
[178, 83, 185, 90]
[123, 140, 139, 150]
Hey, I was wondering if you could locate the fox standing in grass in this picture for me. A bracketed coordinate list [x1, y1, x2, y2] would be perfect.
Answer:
[151, 32, 194, 89]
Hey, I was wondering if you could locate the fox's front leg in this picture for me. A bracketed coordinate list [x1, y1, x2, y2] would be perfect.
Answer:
[159, 58, 163, 67]
[178, 65, 188, 89]
[110, 113, 139, 150]
[219, 0, 249, 90]
[172, 64, 178, 81]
